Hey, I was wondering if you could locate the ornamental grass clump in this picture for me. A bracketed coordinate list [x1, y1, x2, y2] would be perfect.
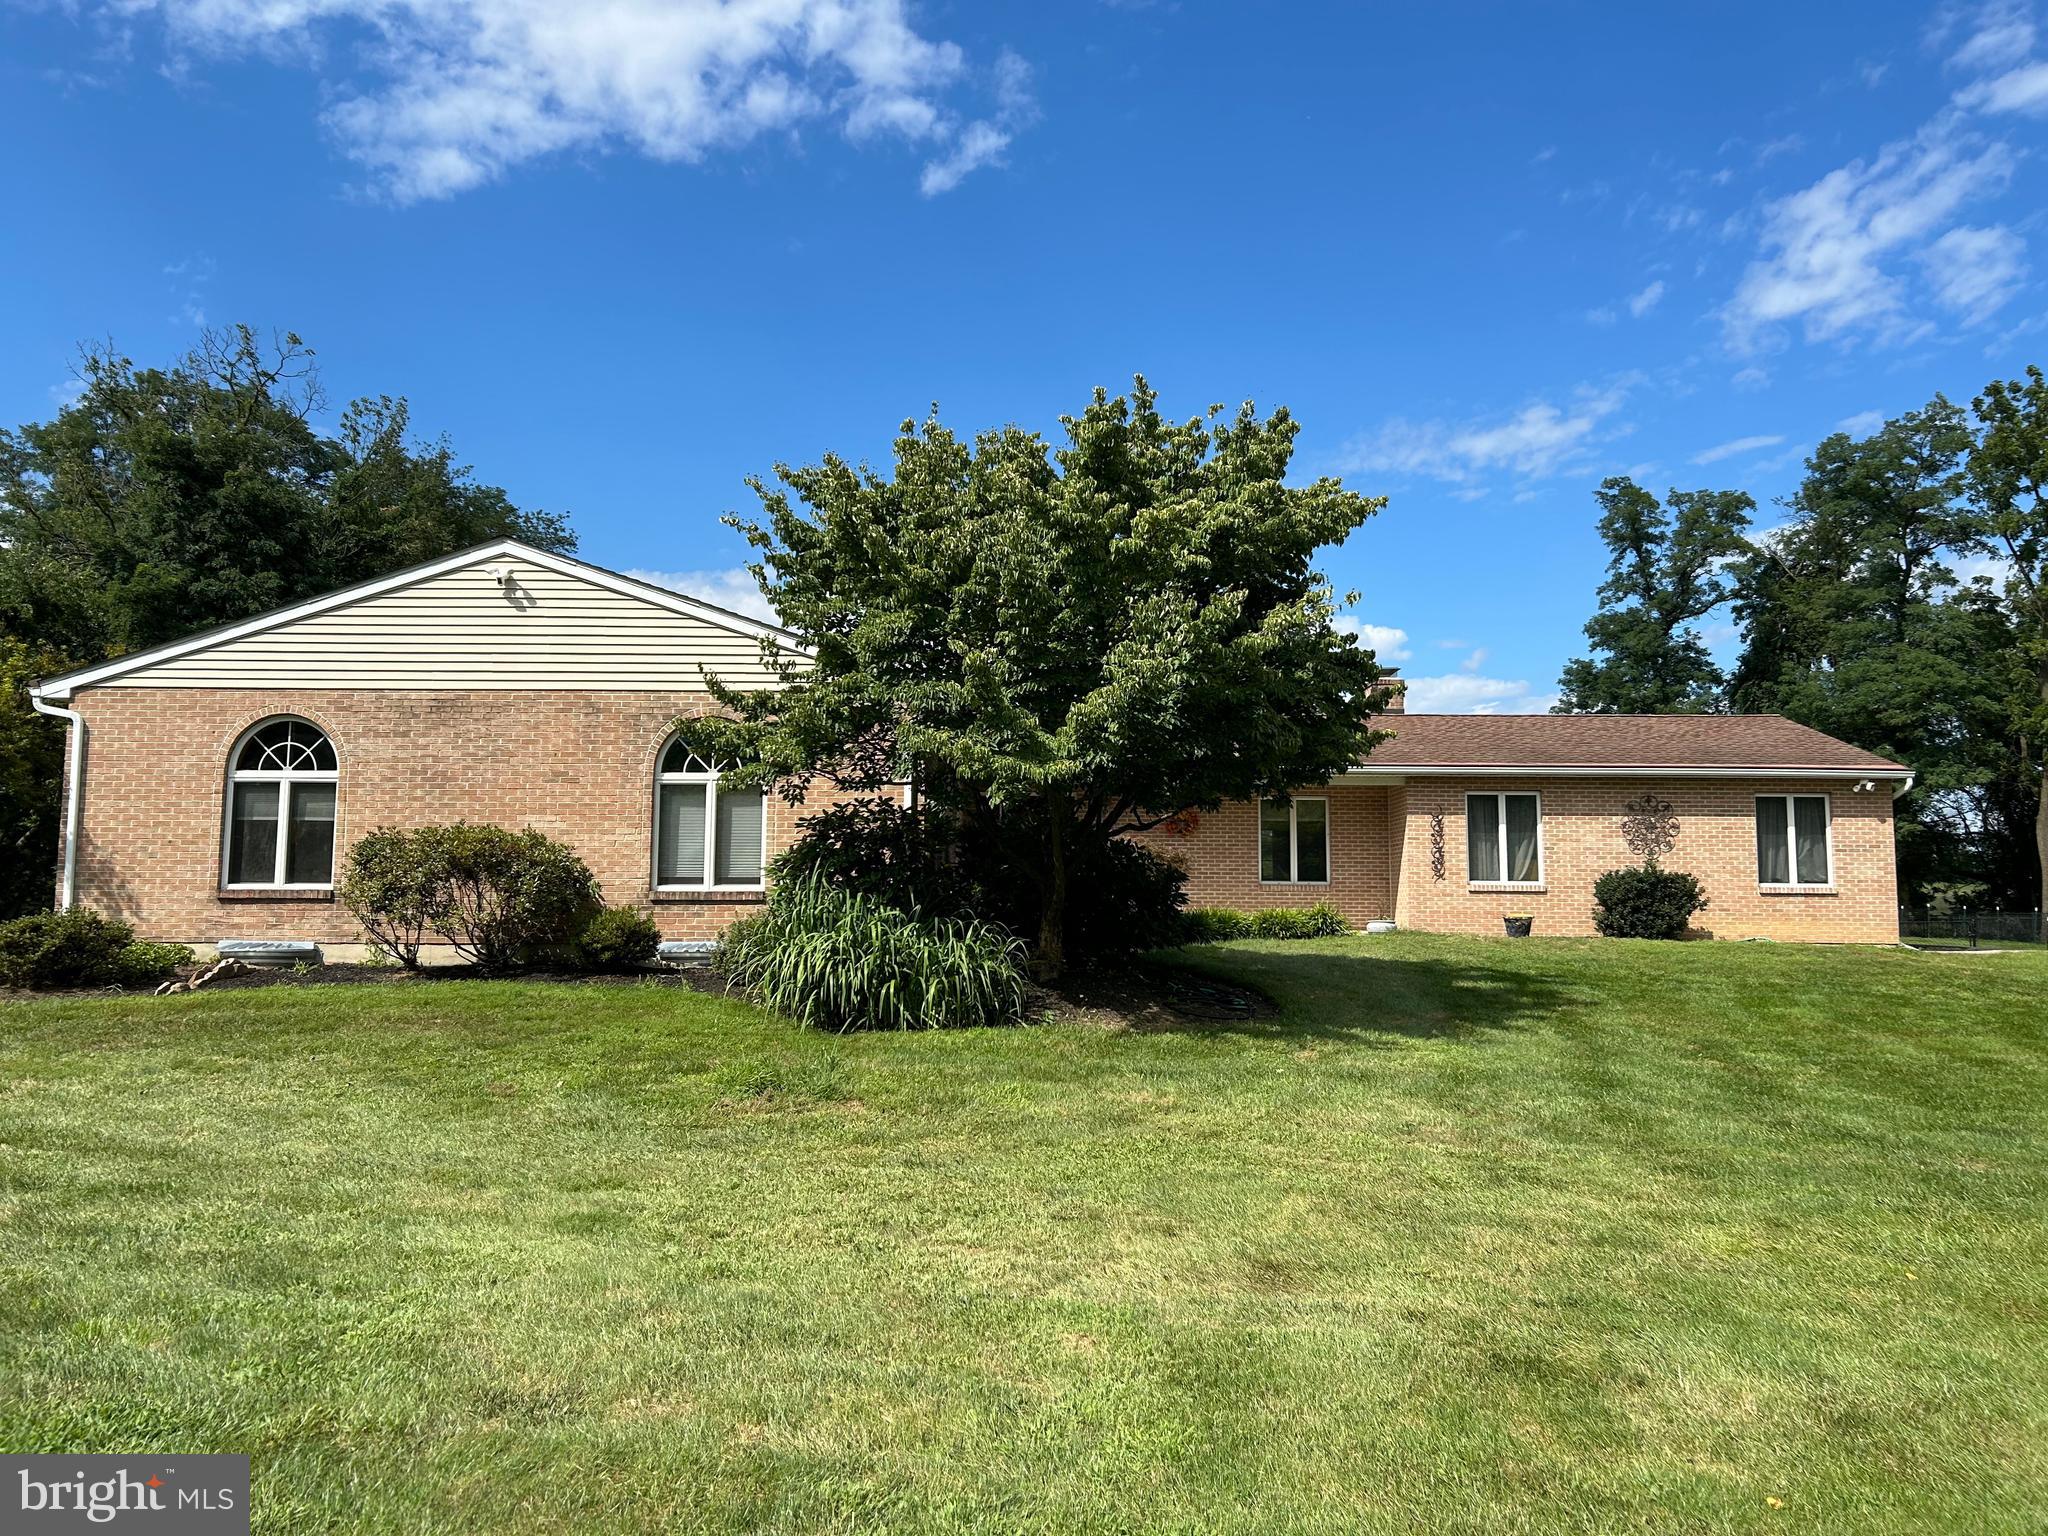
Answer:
[716, 878, 1027, 1032]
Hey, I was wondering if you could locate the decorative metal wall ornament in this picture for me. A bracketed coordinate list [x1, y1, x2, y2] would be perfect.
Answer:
[1620, 792, 1680, 863]
[1429, 812, 1447, 881]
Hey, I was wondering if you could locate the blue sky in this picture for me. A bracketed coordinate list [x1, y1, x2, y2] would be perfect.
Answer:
[6, 1, 2048, 711]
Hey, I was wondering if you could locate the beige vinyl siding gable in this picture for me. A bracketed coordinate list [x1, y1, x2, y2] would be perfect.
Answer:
[107, 557, 796, 691]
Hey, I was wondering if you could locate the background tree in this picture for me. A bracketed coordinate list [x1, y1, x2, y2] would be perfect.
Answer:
[1966, 365, 2048, 909]
[1555, 477, 1753, 713]
[0, 325, 574, 916]
[685, 378, 1387, 978]
[1729, 401, 2031, 903]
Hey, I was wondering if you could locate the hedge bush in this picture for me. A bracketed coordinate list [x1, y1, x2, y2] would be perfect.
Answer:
[1180, 902, 1348, 944]
[115, 942, 196, 988]
[0, 909, 137, 989]
[577, 905, 661, 972]
[716, 878, 1027, 1031]
[770, 800, 979, 916]
[338, 826, 440, 968]
[339, 823, 602, 972]
[1592, 866, 1708, 939]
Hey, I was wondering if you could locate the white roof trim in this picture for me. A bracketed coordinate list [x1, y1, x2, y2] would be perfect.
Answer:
[30, 539, 805, 700]
[1352, 763, 1912, 784]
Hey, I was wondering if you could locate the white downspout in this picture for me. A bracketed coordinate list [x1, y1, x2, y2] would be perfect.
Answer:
[29, 693, 85, 910]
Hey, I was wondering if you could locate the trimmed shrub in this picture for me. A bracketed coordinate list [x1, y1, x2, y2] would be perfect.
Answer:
[1180, 902, 1347, 944]
[423, 824, 603, 972]
[0, 909, 136, 989]
[338, 826, 439, 968]
[577, 905, 661, 972]
[1592, 866, 1708, 939]
[1182, 907, 1254, 943]
[771, 800, 980, 916]
[717, 878, 1027, 1031]
[114, 942, 195, 988]
[342, 823, 602, 972]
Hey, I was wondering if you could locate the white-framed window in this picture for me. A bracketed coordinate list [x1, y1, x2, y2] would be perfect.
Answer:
[1757, 794, 1831, 886]
[222, 717, 339, 889]
[654, 739, 766, 890]
[1259, 796, 1330, 884]
[1467, 792, 1542, 885]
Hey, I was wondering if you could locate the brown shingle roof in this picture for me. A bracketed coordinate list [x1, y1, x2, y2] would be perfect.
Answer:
[1363, 714, 1907, 773]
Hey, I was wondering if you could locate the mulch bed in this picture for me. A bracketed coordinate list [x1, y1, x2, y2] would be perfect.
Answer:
[5, 958, 1273, 1028]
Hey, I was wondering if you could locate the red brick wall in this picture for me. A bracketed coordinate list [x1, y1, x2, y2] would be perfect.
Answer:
[1131, 787, 1396, 928]
[61, 687, 885, 950]
[56, 686, 1902, 950]
[1135, 776, 1899, 943]
[1393, 776, 1898, 942]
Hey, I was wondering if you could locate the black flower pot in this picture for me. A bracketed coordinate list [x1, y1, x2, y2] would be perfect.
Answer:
[1503, 915, 1534, 938]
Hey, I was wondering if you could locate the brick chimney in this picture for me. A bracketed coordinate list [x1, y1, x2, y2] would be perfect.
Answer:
[1371, 667, 1405, 715]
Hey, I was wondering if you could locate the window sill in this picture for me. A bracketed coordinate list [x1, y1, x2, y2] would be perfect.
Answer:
[1470, 882, 1546, 894]
[1759, 883, 1837, 896]
[217, 888, 335, 903]
[650, 888, 767, 905]
[1257, 880, 1331, 887]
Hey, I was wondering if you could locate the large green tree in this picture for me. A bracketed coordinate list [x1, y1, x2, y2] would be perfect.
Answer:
[1555, 477, 1754, 714]
[685, 379, 1388, 977]
[1730, 401, 2032, 903]
[1966, 366, 2048, 908]
[0, 328, 573, 661]
[0, 325, 574, 915]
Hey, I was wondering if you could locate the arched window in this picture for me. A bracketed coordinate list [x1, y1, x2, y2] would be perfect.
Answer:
[223, 718, 339, 889]
[654, 739, 765, 889]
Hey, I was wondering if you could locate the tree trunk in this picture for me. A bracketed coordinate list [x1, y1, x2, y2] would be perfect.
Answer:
[1034, 809, 1068, 983]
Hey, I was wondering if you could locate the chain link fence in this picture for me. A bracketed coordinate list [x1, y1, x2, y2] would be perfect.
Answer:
[1899, 908, 2046, 948]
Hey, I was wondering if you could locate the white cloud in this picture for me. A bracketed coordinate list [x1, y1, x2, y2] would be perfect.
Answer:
[1584, 304, 1618, 326]
[1628, 279, 1666, 317]
[1958, 58, 2048, 111]
[1402, 673, 1558, 715]
[109, 0, 1029, 202]
[1459, 646, 1489, 672]
[1731, 365, 1771, 390]
[1837, 409, 1888, 434]
[1919, 223, 2029, 320]
[919, 48, 1035, 195]
[1722, 117, 2016, 350]
[1940, 0, 2038, 73]
[1691, 433, 1786, 464]
[1334, 619, 1411, 662]
[918, 121, 1009, 195]
[1955, 550, 2017, 586]
[1340, 376, 1639, 486]
[1755, 133, 1805, 164]
[624, 566, 778, 623]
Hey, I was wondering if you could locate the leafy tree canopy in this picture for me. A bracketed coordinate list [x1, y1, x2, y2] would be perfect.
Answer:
[682, 377, 1388, 976]
[0, 326, 572, 663]
[1967, 366, 2048, 905]
[1728, 401, 2030, 900]
[1555, 477, 1753, 714]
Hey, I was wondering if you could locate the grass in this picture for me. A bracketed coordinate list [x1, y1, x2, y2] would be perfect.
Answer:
[2, 934, 2044, 1535]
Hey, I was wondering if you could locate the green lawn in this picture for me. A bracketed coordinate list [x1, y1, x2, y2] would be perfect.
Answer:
[2, 935, 2045, 1535]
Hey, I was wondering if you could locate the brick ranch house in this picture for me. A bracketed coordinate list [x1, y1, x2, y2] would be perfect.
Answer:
[28, 539, 1915, 955]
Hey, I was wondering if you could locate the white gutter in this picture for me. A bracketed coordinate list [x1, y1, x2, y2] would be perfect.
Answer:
[28, 693, 84, 910]
[1348, 764, 1913, 782]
